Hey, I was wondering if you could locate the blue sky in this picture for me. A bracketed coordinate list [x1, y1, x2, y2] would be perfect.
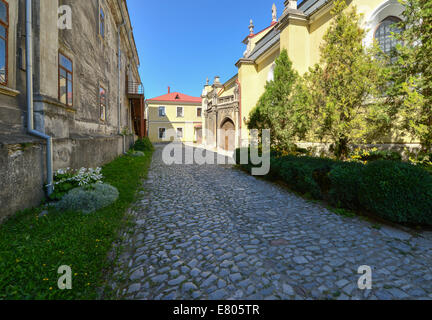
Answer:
[126, 0, 293, 99]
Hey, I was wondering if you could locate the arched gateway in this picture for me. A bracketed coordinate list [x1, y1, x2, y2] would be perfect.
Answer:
[220, 118, 236, 151]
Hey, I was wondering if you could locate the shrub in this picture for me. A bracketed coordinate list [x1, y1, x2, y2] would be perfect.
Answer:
[128, 150, 145, 157]
[328, 162, 365, 209]
[358, 160, 432, 225]
[277, 156, 337, 199]
[133, 137, 154, 152]
[55, 183, 119, 214]
[349, 148, 402, 163]
[236, 147, 337, 199]
[51, 167, 104, 201]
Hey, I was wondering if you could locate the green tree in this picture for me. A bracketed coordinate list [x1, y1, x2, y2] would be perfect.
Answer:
[386, 0, 432, 152]
[306, 0, 387, 159]
[247, 49, 312, 151]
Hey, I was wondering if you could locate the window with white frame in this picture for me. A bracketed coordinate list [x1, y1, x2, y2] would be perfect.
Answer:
[158, 106, 166, 117]
[177, 127, 183, 139]
[197, 107, 202, 117]
[177, 107, 183, 118]
[158, 128, 166, 139]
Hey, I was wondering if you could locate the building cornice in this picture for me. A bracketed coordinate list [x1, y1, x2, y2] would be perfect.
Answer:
[235, 58, 255, 68]
[146, 100, 202, 106]
[277, 9, 308, 30]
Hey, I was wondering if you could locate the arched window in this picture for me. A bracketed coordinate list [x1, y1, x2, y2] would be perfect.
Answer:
[374, 16, 402, 55]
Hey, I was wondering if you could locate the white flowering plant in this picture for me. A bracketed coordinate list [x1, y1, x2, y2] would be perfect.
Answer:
[50, 167, 104, 201]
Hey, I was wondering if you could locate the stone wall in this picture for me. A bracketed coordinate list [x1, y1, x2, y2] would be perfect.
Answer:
[0, 134, 135, 222]
[0, 138, 46, 222]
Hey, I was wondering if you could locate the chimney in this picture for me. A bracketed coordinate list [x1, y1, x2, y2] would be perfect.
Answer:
[168, 86, 170, 94]
[285, 0, 297, 10]
[214, 76, 221, 85]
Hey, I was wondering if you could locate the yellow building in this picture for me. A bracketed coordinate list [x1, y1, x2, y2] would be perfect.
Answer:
[202, 0, 406, 150]
[146, 88, 203, 143]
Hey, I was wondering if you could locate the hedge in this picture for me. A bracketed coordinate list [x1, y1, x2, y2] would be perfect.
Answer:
[358, 161, 432, 225]
[132, 137, 154, 152]
[235, 148, 432, 226]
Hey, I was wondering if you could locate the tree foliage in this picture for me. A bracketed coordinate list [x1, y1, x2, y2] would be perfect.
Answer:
[247, 49, 312, 151]
[385, 0, 432, 152]
[305, 0, 387, 159]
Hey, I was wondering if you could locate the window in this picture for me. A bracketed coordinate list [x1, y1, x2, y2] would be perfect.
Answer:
[177, 128, 183, 139]
[0, 0, 8, 85]
[375, 16, 402, 55]
[99, 7, 105, 38]
[158, 128, 166, 139]
[197, 108, 202, 117]
[177, 107, 183, 118]
[59, 53, 73, 106]
[100, 86, 106, 121]
[159, 106, 165, 117]
[268, 62, 276, 82]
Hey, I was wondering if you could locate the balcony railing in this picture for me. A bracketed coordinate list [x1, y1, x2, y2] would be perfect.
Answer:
[127, 81, 144, 96]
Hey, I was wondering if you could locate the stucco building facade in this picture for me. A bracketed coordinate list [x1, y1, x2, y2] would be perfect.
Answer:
[0, 0, 144, 220]
[146, 88, 202, 144]
[202, 0, 407, 151]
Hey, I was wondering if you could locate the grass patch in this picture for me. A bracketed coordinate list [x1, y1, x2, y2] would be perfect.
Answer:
[330, 208, 356, 218]
[0, 151, 153, 300]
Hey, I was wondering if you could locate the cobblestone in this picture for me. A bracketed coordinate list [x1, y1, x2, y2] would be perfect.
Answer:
[109, 145, 432, 300]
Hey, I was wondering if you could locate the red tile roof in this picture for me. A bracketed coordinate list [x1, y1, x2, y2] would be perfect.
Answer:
[147, 92, 202, 104]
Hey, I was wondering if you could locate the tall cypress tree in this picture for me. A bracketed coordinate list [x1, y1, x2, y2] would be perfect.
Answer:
[248, 49, 312, 151]
[305, 0, 385, 159]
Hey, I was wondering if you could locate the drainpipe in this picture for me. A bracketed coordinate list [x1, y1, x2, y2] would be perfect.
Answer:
[118, 3, 126, 153]
[26, 0, 53, 195]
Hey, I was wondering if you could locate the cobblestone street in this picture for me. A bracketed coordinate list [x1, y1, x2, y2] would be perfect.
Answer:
[110, 145, 432, 300]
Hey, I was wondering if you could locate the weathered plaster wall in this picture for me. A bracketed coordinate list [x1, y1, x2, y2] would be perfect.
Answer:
[0, 0, 141, 221]
[0, 140, 46, 222]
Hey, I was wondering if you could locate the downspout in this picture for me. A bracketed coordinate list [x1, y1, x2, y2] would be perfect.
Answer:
[26, 0, 53, 195]
[117, 0, 127, 153]
[118, 21, 126, 154]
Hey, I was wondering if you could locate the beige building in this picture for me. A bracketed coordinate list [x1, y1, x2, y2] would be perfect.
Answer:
[146, 88, 203, 143]
[202, 0, 408, 151]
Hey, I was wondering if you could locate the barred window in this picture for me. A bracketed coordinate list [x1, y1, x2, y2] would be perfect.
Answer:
[375, 16, 402, 55]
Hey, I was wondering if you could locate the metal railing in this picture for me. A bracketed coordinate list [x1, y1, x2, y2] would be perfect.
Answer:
[127, 81, 144, 95]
